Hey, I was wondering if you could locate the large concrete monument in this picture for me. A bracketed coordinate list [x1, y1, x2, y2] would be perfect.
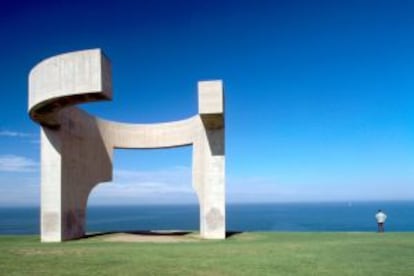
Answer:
[28, 49, 225, 242]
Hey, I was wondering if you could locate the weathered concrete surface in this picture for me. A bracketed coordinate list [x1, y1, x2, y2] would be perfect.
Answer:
[28, 49, 225, 242]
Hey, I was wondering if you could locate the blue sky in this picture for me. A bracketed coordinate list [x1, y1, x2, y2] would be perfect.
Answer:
[1, 0, 414, 206]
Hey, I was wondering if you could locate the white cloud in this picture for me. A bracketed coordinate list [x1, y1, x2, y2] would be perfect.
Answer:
[226, 175, 414, 203]
[0, 175, 39, 206]
[0, 155, 38, 172]
[88, 166, 196, 205]
[0, 130, 35, 138]
[226, 176, 298, 203]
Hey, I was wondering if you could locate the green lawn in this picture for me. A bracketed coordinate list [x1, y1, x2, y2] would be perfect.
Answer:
[1, 232, 414, 275]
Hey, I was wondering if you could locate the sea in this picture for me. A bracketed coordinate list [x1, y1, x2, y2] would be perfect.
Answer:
[0, 201, 413, 235]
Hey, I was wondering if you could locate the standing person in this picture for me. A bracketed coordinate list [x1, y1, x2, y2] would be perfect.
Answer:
[375, 210, 387, 233]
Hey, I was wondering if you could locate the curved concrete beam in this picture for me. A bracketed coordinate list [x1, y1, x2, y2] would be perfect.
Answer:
[29, 49, 225, 242]
[97, 116, 198, 149]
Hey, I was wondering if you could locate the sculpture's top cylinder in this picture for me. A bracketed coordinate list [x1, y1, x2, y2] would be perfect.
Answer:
[28, 49, 112, 127]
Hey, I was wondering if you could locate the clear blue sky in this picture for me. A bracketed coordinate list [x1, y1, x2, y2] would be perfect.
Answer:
[0, 0, 413, 206]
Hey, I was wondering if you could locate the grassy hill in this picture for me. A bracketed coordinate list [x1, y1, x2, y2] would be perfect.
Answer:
[1, 232, 413, 275]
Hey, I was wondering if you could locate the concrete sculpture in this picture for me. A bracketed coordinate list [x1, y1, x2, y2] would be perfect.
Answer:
[28, 49, 225, 242]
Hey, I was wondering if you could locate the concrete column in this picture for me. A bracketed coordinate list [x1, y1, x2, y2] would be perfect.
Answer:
[40, 108, 113, 241]
[197, 80, 226, 239]
[194, 127, 225, 239]
[40, 128, 62, 242]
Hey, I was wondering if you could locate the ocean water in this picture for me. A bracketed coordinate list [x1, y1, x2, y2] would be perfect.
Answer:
[0, 201, 413, 235]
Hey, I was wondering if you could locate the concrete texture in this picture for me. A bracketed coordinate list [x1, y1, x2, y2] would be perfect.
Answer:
[28, 49, 225, 242]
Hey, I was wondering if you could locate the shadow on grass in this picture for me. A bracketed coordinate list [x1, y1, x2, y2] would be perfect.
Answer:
[226, 231, 243, 238]
[80, 230, 244, 240]
[82, 230, 192, 239]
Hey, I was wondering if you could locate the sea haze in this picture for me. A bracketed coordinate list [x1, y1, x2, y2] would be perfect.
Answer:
[0, 201, 412, 235]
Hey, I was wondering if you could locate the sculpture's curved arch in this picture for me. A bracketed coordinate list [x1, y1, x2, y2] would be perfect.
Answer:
[96, 116, 199, 149]
[29, 49, 225, 242]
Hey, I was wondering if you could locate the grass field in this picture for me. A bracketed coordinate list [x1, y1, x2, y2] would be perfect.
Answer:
[1, 232, 414, 275]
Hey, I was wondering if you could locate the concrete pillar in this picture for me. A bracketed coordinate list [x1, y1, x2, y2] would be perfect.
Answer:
[40, 128, 62, 242]
[40, 108, 113, 241]
[195, 81, 225, 239]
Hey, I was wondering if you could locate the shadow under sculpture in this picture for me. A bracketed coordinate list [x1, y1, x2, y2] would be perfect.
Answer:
[28, 49, 225, 242]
